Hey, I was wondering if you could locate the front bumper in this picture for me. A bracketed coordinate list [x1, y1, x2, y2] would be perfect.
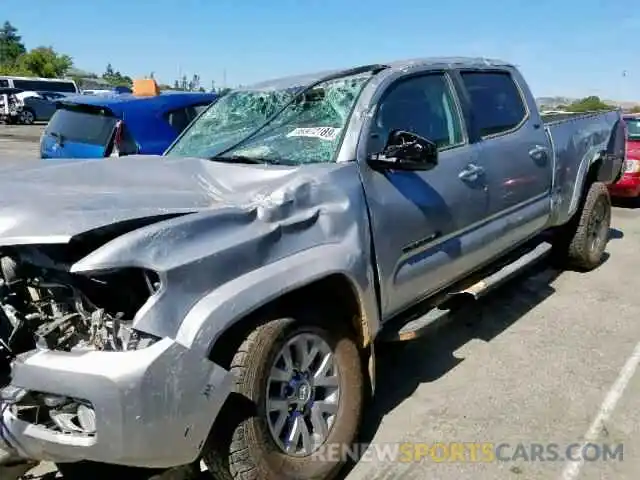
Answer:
[0, 338, 233, 468]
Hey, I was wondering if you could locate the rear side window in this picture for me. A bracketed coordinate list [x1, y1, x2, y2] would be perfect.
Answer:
[13, 79, 77, 93]
[193, 104, 209, 116]
[165, 107, 193, 133]
[0, 80, 8, 87]
[460, 71, 527, 137]
[45, 108, 118, 145]
[165, 103, 211, 134]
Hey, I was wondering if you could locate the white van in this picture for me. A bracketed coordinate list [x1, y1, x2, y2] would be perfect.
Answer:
[0, 76, 79, 96]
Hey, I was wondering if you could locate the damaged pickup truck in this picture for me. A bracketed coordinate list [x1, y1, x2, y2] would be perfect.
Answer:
[0, 57, 625, 480]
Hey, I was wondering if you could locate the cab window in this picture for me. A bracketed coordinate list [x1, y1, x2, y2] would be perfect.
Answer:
[460, 71, 527, 137]
[369, 73, 464, 154]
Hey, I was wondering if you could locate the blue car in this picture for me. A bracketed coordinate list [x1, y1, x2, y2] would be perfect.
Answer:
[40, 89, 217, 159]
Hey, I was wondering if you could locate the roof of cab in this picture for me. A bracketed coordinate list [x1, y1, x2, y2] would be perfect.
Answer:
[243, 56, 513, 91]
[58, 90, 217, 117]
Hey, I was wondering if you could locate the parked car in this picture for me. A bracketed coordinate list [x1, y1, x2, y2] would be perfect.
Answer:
[608, 113, 640, 198]
[0, 58, 624, 480]
[40, 85, 216, 159]
[0, 87, 26, 124]
[18, 91, 66, 124]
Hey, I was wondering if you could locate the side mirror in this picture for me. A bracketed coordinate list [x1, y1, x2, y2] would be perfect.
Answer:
[368, 130, 438, 171]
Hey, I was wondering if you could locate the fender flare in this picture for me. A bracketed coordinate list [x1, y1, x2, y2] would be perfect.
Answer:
[174, 244, 380, 377]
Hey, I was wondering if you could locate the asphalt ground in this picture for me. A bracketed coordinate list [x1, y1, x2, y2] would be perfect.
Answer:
[0, 127, 638, 480]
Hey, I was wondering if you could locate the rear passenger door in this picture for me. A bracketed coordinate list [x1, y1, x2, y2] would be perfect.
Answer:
[459, 70, 553, 245]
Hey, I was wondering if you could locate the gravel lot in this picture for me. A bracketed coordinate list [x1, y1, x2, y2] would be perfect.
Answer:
[0, 127, 639, 479]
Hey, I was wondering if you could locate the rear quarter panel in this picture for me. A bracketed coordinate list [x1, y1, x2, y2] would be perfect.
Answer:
[545, 110, 624, 226]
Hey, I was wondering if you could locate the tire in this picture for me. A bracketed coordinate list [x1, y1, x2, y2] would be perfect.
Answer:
[553, 181, 611, 270]
[202, 313, 363, 480]
[20, 108, 35, 125]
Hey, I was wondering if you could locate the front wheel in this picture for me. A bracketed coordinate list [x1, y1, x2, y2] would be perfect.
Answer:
[20, 108, 35, 125]
[553, 181, 611, 270]
[203, 314, 363, 480]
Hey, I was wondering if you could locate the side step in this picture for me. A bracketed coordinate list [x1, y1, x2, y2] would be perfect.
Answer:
[377, 241, 552, 343]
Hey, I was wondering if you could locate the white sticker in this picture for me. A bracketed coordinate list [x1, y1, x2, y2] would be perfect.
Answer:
[287, 127, 341, 141]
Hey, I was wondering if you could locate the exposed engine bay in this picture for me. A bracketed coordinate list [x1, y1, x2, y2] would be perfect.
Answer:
[0, 245, 160, 387]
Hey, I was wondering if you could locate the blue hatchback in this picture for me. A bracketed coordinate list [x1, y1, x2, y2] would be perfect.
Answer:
[40, 90, 217, 159]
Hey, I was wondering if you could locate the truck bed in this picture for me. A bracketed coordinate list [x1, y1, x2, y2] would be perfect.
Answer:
[544, 108, 625, 226]
[541, 109, 620, 125]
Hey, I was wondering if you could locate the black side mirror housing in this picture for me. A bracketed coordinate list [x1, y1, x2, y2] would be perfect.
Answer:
[367, 130, 438, 171]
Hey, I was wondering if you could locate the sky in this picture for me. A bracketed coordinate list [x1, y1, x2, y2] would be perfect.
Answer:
[8, 0, 640, 100]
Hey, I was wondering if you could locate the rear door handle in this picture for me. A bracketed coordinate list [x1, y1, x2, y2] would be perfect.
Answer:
[459, 163, 485, 182]
[529, 145, 548, 162]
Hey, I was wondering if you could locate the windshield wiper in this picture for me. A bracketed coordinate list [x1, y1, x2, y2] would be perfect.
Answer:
[212, 154, 279, 165]
[212, 63, 389, 159]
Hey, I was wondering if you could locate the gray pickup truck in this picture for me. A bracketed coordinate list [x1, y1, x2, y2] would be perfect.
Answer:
[0, 57, 625, 480]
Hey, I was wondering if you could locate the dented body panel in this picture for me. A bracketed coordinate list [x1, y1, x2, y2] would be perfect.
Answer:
[0, 57, 623, 469]
[544, 110, 625, 226]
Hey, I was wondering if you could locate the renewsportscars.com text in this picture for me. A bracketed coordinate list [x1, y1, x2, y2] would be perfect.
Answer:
[310, 442, 624, 463]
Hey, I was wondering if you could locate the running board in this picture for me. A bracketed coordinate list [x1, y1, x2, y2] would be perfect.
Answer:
[378, 241, 552, 343]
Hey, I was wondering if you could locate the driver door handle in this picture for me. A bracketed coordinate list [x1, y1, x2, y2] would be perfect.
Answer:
[459, 163, 485, 182]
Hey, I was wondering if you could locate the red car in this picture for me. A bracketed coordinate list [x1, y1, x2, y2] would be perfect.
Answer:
[609, 114, 640, 198]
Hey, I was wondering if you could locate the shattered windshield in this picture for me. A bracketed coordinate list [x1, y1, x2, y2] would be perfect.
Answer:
[166, 72, 373, 165]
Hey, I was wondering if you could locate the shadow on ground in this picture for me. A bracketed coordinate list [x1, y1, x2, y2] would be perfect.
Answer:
[336, 261, 567, 478]
[612, 197, 640, 209]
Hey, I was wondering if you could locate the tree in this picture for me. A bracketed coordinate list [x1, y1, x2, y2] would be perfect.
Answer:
[0, 62, 31, 76]
[0, 21, 26, 66]
[629, 105, 640, 114]
[565, 96, 612, 113]
[15, 46, 72, 77]
[102, 63, 132, 87]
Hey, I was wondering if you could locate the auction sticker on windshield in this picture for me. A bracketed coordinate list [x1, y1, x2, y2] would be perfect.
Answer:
[287, 127, 341, 141]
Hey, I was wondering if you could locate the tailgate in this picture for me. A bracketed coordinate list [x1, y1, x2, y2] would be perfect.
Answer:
[40, 103, 119, 159]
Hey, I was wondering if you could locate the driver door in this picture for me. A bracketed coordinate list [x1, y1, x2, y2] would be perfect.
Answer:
[358, 72, 491, 319]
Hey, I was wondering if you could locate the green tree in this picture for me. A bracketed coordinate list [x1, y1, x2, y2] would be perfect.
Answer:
[0, 21, 26, 66]
[0, 62, 31, 76]
[565, 96, 612, 113]
[15, 46, 72, 77]
[102, 63, 133, 87]
[629, 105, 640, 114]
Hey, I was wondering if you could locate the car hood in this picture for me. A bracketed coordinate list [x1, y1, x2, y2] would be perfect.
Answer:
[0, 155, 305, 245]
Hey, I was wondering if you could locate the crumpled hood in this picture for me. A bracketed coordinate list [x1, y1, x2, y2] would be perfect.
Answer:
[0, 155, 303, 245]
